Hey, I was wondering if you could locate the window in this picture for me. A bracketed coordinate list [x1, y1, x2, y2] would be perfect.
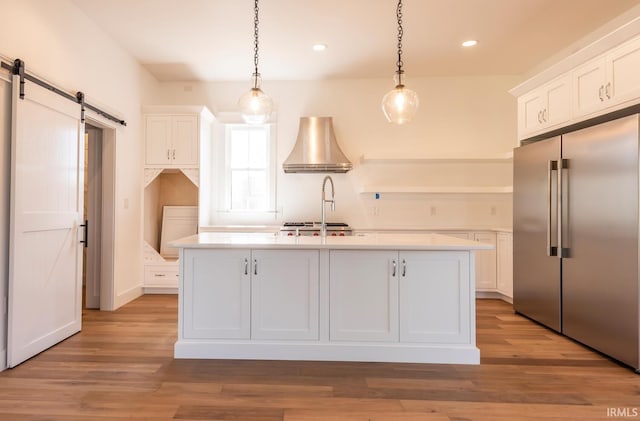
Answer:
[226, 124, 271, 211]
[210, 119, 277, 224]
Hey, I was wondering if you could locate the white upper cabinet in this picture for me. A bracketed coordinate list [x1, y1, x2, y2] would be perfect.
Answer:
[145, 116, 173, 166]
[518, 75, 572, 138]
[145, 114, 198, 167]
[143, 106, 213, 168]
[574, 36, 640, 119]
[514, 31, 640, 140]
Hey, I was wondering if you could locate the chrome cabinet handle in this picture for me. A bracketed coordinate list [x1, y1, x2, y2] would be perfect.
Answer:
[254, 259, 258, 275]
[542, 109, 547, 122]
[537, 110, 543, 123]
[558, 159, 570, 259]
[392, 259, 396, 277]
[547, 160, 558, 256]
[172, 149, 176, 160]
[244, 258, 248, 275]
[402, 259, 407, 277]
[154, 273, 166, 277]
[599, 85, 605, 101]
[167, 149, 171, 160]
[605, 82, 611, 99]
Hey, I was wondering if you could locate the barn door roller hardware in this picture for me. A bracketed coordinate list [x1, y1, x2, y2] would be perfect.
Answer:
[1, 58, 127, 126]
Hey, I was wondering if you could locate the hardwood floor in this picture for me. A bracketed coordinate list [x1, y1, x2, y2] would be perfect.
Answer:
[0, 296, 638, 420]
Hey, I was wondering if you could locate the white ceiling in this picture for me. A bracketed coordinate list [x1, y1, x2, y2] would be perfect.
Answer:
[72, 0, 640, 82]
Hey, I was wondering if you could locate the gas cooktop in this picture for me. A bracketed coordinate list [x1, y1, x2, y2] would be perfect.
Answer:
[280, 222, 352, 236]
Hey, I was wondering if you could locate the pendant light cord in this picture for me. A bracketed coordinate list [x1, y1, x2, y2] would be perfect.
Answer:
[253, 0, 260, 89]
[395, 0, 404, 87]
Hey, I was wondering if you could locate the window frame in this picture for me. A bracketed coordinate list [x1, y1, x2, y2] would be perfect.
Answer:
[212, 117, 278, 224]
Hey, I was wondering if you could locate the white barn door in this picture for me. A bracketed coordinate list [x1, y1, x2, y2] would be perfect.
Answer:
[7, 75, 84, 367]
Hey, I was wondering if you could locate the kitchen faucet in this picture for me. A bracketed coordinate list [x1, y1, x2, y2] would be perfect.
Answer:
[321, 175, 335, 238]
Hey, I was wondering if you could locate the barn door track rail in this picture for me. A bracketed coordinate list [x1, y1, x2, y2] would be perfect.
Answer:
[1, 58, 127, 126]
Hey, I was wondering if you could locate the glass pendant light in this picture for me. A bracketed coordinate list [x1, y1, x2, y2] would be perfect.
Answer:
[238, 0, 273, 125]
[382, 0, 419, 124]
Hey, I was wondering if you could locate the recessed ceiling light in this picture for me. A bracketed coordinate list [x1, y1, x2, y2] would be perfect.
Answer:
[462, 40, 478, 47]
[312, 43, 327, 52]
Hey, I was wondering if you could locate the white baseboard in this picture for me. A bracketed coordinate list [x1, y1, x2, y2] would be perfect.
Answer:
[115, 285, 143, 309]
[476, 290, 513, 303]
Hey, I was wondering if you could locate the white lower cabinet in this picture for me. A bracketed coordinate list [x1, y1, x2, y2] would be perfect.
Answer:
[144, 262, 179, 288]
[399, 251, 471, 343]
[496, 232, 513, 298]
[251, 249, 319, 340]
[329, 250, 471, 344]
[182, 248, 320, 341]
[182, 248, 251, 339]
[177, 246, 479, 364]
[472, 232, 497, 290]
[329, 250, 399, 342]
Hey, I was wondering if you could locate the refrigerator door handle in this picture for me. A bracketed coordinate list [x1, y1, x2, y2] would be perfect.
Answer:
[558, 158, 570, 258]
[547, 160, 558, 256]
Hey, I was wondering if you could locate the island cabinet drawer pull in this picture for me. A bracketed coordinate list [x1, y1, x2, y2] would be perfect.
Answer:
[392, 259, 397, 277]
[154, 273, 166, 277]
[244, 258, 248, 275]
[402, 259, 407, 277]
[254, 259, 258, 275]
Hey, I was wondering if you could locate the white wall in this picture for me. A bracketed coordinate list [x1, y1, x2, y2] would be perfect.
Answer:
[0, 0, 158, 341]
[153, 75, 519, 230]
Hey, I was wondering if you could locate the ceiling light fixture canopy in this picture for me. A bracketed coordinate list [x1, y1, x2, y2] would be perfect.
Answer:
[238, 0, 273, 125]
[381, 0, 419, 124]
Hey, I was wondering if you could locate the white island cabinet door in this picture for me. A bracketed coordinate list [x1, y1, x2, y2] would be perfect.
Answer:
[399, 251, 471, 344]
[182, 248, 251, 339]
[329, 250, 399, 342]
[251, 249, 320, 340]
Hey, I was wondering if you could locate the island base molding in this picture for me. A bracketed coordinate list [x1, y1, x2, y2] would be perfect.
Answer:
[174, 341, 480, 365]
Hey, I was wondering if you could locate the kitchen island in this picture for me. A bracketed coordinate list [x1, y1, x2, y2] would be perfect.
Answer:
[170, 232, 492, 365]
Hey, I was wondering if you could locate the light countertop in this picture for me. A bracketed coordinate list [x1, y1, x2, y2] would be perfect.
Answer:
[170, 232, 494, 251]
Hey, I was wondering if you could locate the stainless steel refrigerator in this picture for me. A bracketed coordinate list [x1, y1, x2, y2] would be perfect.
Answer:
[514, 113, 640, 371]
